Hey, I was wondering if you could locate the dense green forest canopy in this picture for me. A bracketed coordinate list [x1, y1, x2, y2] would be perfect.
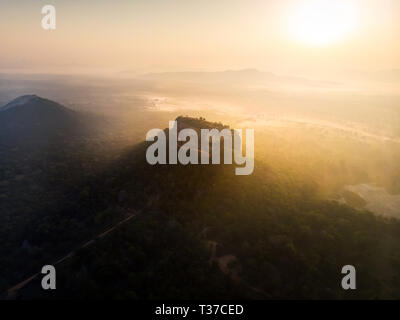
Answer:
[1, 115, 400, 300]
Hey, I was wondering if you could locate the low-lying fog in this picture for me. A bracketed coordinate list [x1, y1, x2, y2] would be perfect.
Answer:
[1, 69, 400, 217]
[1, 69, 399, 134]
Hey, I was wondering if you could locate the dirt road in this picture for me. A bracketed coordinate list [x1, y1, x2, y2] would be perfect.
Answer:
[5, 210, 137, 299]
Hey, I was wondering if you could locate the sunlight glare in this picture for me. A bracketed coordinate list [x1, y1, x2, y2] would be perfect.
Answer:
[290, 0, 357, 46]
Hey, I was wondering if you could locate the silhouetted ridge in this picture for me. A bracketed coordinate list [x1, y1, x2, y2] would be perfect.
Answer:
[0, 95, 91, 148]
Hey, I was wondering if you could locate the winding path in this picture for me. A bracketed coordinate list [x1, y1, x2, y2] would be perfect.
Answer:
[5, 209, 137, 299]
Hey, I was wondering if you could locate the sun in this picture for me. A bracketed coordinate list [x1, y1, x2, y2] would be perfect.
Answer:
[290, 0, 357, 46]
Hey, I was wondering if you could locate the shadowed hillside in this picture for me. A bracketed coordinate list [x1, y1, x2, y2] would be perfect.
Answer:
[0, 95, 110, 149]
[4, 116, 400, 300]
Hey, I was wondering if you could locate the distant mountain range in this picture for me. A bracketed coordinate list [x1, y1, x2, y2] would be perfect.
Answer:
[142, 69, 341, 87]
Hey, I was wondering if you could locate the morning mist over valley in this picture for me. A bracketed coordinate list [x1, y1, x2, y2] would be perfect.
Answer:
[1, 0, 400, 303]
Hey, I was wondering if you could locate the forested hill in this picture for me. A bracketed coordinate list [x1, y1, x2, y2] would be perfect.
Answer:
[0, 95, 108, 149]
[3, 116, 400, 299]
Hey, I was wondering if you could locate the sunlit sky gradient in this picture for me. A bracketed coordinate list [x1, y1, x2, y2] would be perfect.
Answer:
[0, 0, 399, 76]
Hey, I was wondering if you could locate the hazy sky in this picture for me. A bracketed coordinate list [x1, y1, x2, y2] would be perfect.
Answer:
[1, 0, 399, 75]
